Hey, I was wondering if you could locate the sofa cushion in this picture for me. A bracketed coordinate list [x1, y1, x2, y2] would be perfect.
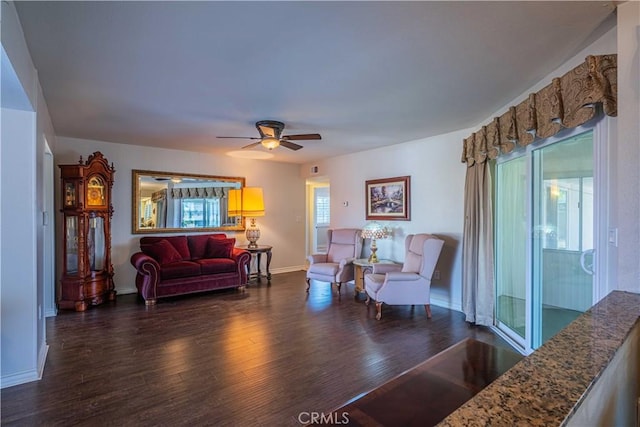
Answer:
[160, 261, 202, 280]
[188, 234, 227, 260]
[205, 237, 235, 259]
[142, 239, 183, 265]
[141, 236, 191, 260]
[164, 236, 191, 260]
[195, 258, 237, 275]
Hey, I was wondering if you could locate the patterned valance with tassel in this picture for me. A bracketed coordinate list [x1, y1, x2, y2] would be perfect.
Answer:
[171, 187, 227, 199]
[462, 54, 617, 166]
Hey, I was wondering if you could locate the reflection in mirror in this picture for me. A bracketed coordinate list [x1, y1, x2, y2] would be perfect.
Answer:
[132, 170, 245, 234]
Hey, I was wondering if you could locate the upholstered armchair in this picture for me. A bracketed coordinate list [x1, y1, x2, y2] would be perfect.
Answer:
[306, 228, 363, 294]
[364, 233, 444, 320]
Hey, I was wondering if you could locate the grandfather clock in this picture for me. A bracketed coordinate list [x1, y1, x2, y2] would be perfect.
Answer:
[59, 152, 116, 311]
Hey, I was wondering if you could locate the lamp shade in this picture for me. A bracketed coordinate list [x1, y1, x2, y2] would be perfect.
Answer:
[361, 222, 391, 240]
[227, 188, 242, 217]
[241, 187, 265, 217]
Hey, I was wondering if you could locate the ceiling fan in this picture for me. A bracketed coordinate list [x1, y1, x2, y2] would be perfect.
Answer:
[217, 120, 321, 151]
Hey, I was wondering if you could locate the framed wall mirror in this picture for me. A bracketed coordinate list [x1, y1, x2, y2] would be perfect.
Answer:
[132, 170, 245, 234]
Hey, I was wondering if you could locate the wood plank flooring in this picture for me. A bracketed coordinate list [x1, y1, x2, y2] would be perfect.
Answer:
[1, 271, 514, 426]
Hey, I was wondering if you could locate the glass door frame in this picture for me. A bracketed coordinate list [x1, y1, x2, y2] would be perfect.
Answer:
[494, 114, 611, 354]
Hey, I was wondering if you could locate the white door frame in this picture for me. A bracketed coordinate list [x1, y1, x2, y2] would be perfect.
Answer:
[494, 114, 611, 354]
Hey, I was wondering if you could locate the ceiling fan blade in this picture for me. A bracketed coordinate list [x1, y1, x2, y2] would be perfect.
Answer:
[241, 141, 262, 149]
[282, 133, 321, 141]
[216, 136, 261, 140]
[279, 140, 303, 151]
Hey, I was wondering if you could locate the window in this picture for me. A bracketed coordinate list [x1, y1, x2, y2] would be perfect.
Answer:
[178, 198, 221, 228]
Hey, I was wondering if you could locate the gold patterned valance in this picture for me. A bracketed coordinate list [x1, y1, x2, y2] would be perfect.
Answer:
[462, 54, 617, 166]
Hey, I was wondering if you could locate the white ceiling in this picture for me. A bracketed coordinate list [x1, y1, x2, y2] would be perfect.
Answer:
[13, 1, 616, 164]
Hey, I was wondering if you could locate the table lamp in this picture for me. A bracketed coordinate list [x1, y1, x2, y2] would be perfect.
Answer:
[361, 222, 391, 263]
[241, 187, 265, 248]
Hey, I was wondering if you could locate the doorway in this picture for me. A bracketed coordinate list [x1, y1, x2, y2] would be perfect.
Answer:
[306, 180, 330, 256]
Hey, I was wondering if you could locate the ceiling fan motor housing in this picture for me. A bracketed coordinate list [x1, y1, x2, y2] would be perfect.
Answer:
[256, 120, 285, 139]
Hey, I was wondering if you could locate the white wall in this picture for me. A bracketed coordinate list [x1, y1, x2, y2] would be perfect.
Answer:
[1, 108, 38, 387]
[54, 137, 307, 295]
[1, 0, 56, 388]
[613, 1, 640, 293]
[302, 128, 472, 311]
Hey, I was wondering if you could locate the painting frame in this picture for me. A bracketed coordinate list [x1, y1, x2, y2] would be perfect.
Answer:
[365, 176, 411, 221]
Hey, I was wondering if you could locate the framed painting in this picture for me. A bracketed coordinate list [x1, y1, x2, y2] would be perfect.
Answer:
[365, 176, 411, 220]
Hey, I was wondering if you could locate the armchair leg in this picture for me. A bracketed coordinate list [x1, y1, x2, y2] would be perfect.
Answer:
[424, 304, 432, 319]
[375, 302, 382, 320]
[336, 282, 342, 294]
[306, 278, 311, 292]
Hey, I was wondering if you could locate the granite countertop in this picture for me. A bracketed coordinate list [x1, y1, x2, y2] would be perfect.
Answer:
[438, 290, 640, 427]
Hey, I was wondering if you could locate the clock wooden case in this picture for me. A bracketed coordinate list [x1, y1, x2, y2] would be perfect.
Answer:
[59, 152, 116, 311]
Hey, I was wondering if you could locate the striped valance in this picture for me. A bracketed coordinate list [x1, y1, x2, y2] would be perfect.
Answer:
[462, 54, 617, 166]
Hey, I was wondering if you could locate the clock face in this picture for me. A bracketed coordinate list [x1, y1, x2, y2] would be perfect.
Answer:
[87, 176, 105, 206]
[87, 187, 104, 206]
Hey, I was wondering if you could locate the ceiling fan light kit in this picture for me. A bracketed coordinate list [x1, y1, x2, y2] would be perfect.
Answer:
[217, 120, 321, 152]
[261, 137, 281, 150]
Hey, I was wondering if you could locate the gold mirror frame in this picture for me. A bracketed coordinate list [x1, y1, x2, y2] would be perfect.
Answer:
[132, 169, 245, 234]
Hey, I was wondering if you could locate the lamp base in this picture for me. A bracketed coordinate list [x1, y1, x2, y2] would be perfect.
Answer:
[368, 245, 379, 263]
[246, 218, 260, 248]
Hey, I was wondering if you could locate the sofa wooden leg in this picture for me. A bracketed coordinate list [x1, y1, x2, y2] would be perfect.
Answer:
[336, 282, 342, 293]
[305, 278, 311, 292]
[145, 299, 157, 306]
[424, 304, 432, 319]
[375, 302, 382, 320]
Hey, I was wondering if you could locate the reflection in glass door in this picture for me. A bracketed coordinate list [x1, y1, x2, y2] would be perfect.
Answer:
[495, 130, 595, 351]
[532, 133, 593, 348]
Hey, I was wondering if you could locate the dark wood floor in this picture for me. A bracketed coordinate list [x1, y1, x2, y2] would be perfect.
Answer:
[1, 271, 514, 426]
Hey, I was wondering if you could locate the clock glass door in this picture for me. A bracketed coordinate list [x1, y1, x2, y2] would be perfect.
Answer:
[88, 216, 105, 271]
[65, 216, 79, 274]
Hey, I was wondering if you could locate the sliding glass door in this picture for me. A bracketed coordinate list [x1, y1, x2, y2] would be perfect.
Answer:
[495, 156, 528, 346]
[496, 130, 596, 352]
[532, 133, 594, 348]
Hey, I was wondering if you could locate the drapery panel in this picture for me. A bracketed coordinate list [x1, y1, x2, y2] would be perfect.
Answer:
[460, 54, 617, 326]
[462, 161, 494, 326]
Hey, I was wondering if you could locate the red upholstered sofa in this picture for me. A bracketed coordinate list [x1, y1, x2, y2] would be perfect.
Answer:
[130, 234, 251, 305]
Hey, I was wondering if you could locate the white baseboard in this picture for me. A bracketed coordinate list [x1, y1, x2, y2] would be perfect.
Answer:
[1, 367, 40, 389]
[270, 266, 306, 275]
[38, 343, 49, 380]
[117, 286, 138, 295]
[1, 343, 49, 389]
[431, 296, 462, 313]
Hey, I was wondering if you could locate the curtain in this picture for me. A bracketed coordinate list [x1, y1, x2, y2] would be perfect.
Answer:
[459, 54, 617, 327]
[462, 161, 494, 326]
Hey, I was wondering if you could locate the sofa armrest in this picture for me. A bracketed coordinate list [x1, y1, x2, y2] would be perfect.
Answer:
[372, 263, 402, 274]
[338, 257, 356, 268]
[231, 247, 251, 285]
[308, 253, 328, 264]
[385, 271, 421, 282]
[130, 252, 161, 303]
